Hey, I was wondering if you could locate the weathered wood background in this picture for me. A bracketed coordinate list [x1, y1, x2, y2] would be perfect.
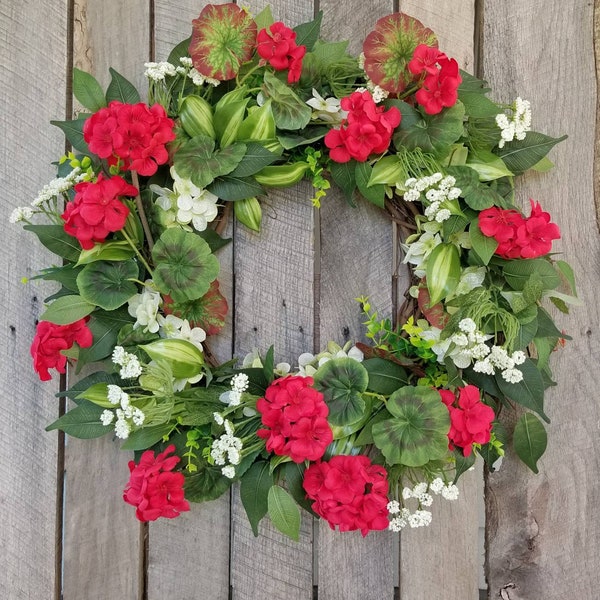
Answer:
[1, 0, 598, 598]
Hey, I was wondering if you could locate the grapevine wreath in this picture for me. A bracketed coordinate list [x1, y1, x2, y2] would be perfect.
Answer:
[13, 4, 577, 538]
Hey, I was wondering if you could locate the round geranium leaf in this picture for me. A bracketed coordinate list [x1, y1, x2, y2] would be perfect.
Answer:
[189, 3, 257, 81]
[77, 259, 139, 310]
[313, 357, 368, 427]
[151, 228, 220, 303]
[363, 13, 437, 95]
[372, 385, 450, 467]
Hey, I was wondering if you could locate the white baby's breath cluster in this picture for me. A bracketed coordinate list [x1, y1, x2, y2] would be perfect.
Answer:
[473, 345, 526, 384]
[144, 61, 177, 81]
[495, 97, 532, 149]
[210, 418, 243, 479]
[402, 173, 461, 224]
[100, 384, 145, 439]
[220, 373, 250, 407]
[365, 81, 389, 103]
[153, 167, 219, 232]
[112, 346, 143, 379]
[388, 479, 459, 532]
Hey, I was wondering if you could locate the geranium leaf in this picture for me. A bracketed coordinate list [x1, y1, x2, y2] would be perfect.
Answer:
[240, 461, 273, 536]
[189, 4, 257, 81]
[393, 101, 465, 157]
[106, 67, 140, 104]
[173, 135, 246, 189]
[458, 71, 499, 118]
[313, 357, 368, 427]
[77, 259, 139, 311]
[513, 412, 547, 473]
[40, 295, 96, 325]
[72, 68, 106, 112]
[330, 160, 357, 202]
[267, 485, 301, 541]
[453, 448, 476, 483]
[152, 227, 220, 302]
[45, 400, 108, 439]
[372, 385, 450, 467]
[262, 71, 312, 131]
[34, 264, 82, 292]
[363, 13, 437, 94]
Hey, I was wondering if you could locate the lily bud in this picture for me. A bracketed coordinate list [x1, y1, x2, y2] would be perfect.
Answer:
[179, 95, 215, 139]
[234, 197, 262, 232]
[253, 162, 309, 187]
[141, 338, 204, 379]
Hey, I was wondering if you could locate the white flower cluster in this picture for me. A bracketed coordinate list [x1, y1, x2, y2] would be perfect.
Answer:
[154, 167, 219, 232]
[496, 97, 531, 149]
[388, 479, 459, 532]
[306, 89, 346, 123]
[210, 418, 243, 479]
[220, 373, 250, 407]
[365, 81, 389, 103]
[473, 345, 526, 384]
[403, 173, 461, 224]
[128, 280, 162, 334]
[297, 341, 364, 377]
[100, 384, 145, 439]
[11, 168, 85, 223]
[144, 61, 176, 81]
[112, 346, 143, 379]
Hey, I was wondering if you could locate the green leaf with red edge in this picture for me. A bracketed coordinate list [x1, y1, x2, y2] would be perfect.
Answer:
[362, 13, 437, 94]
[189, 3, 257, 81]
[164, 280, 229, 336]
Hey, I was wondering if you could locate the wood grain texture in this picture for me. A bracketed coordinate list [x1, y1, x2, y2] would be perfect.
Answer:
[63, 2, 149, 599]
[483, 1, 600, 598]
[1, 3, 67, 597]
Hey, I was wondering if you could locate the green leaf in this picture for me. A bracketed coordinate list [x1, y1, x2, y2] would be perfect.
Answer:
[77, 308, 132, 368]
[393, 101, 465, 157]
[34, 264, 83, 292]
[167, 37, 191, 65]
[503, 259, 560, 291]
[282, 462, 314, 514]
[513, 413, 547, 473]
[228, 143, 278, 177]
[466, 149, 514, 181]
[72, 68, 106, 112]
[372, 386, 450, 467]
[262, 71, 311, 131]
[496, 132, 567, 175]
[56, 371, 122, 398]
[556, 260, 577, 295]
[313, 357, 368, 427]
[240, 461, 273, 536]
[214, 98, 250, 147]
[45, 400, 108, 438]
[196, 229, 232, 253]
[355, 162, 385, 208]
[254, 5, 274, 31]
[262, 346, 275, 385]
[453, 448, 476, 483]
[40, 295, 95, 324]
[368, 155, 405, 186]
[515, 315, 538, 350]
[535, 307, 565, 339]
[277, 127, 328, 150]
[23, 224, 82, 262]
[469, 220, 498, 265]
[77, 259, 139, 311]
[458, 72, 499, 118]
[174, 135, 246, 189]
[152, 228, 220, 302]
[267, 485, 301, 541]
[446, 165, 508, 210]
[208, 175, 263, 201]
[426, 242, 461, 304]
[330, 160, 357, 202]
[362, 358, 408, 395]
[141, 338, 204, 379]
[496, 358, 549, 422]
[51, 116, 90, 154]
[76, 240, 136, 265]
[184, 460, 233, 502]
[442, 215, 468, 238]
[120, 424, 174, 451]
[180, 398, 226, 426]
[293, 11, 323, 52]
[105, 67, 140, 104]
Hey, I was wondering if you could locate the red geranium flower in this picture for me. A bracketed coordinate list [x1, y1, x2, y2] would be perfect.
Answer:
[83, 101, 175, 175]
[257, 21, 306, 83]
[514, 200, 561, 258]
[414, 57, 462, 115]
[439, 385, 495, 457]
[30, 318, 93, 381]
[256, 375, 333, 463]
[408, 44, 447, 77]
[325, 90, 401, 163]
[123, 444, 190, 522]
[303, 455, 389, 536]
[61, 174, 137, 249]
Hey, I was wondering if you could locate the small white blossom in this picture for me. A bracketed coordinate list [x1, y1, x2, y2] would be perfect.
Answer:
[100, 410, 114, 426]
[417, 492, 434, 507]
[473, 358, 495, 375]
[132, 408, 145, 426]
[179, 56, 193, 67]
[232, 373, 250, 393]
[144, 61, 176, 81]
[114, 413, 131, 439]
[496, 97, 531, 148]
[306, 89, 345, 122]
[222, 465, 236, 479]
[430, 478, 445, 494]
[402, 487, 413, 500]
[408, 510, 432, 528]
[387, 500, 401, 514]
[213, 412, 224, 425]
[511, 350, 527, 365]
[458, 318, 477, 334]
[441, 484, 459, 501]
[107, 384, 123, 405]
[10, 206, 34, 223]
[501, 367, 523, 384]
[412, 482, 428, 496]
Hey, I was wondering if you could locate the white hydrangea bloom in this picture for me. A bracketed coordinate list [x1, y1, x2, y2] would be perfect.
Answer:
[132, 408, 145, 426]
[107, 384, 123, 405]
[232, 373, 250, 393]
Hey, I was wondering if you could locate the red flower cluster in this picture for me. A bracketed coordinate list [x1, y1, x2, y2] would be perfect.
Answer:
[61, 174, 137, 249]
[30, 318, 93, 381]
[256, 375, 333, 463]
[303, 455, 389, 536]
[478, 199, 561, 259]
[123, 444, 190, 521]
[325, 90, 401, 163]
[257, 22, 306, 83]
[408, 44, 462, 115]
[83, 101, 175, 176]
[439, 385, 495, 457]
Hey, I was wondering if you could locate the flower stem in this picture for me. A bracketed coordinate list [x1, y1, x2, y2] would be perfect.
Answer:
[131, 171, 155, 252]
[121, 229, 154, 276]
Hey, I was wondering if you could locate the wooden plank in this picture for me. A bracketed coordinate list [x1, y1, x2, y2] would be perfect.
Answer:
[62, 2, 149, 599]
[1, 2, 68, 598]
[483, 1, 600, 598]
[147, 3, 232, 598]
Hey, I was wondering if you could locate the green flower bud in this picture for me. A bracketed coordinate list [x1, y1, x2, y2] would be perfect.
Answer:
[234, 197, 262, 232]
[141, 339, 204, 379]
[253, 162, 309, 187]
[179, 95, 215, 139]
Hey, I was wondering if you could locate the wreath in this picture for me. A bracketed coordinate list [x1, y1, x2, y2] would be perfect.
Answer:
[13, 4, 577, 539]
